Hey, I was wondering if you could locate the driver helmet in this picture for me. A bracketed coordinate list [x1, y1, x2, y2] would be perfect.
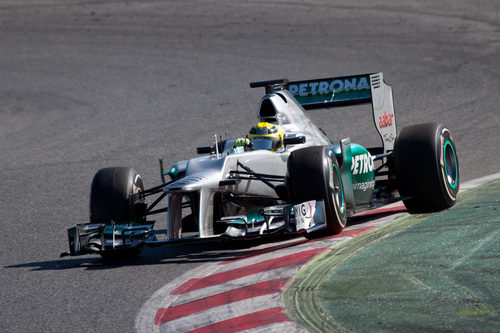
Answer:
[247, 122, 284, 151]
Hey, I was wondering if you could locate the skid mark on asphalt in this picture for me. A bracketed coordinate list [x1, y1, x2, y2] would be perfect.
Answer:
[448, 224, 500, 271]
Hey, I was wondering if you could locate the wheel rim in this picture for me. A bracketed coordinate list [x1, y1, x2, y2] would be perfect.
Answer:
[331, 163, 345, 215]
[443, 140, 458, 189]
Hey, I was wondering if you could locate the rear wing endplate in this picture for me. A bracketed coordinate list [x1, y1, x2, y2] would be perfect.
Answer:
[286, 72, 396, 153]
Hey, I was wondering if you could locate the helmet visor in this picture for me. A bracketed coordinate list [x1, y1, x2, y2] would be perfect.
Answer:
[249, 136, 278, 150]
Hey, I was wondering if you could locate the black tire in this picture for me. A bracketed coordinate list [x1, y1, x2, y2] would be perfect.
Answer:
[89, 167, 145, 258]
[394, 123, 459, 213]
[287, 146, 347, 236]
[89, 167, 145, 223]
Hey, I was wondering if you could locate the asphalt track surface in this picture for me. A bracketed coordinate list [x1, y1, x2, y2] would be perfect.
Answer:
[1, 1, 499, 332]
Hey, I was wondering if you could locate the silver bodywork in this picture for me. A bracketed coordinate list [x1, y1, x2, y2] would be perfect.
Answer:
[161, 72, 396, 240]
[62, 72, 396, 256]
[163, 89, 331, 239]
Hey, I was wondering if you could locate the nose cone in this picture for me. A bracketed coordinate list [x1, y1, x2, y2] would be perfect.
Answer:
[163, 175, 209, 193]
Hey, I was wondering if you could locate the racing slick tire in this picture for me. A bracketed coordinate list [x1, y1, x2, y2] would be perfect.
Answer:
[287, 146, 347, 237]
[89, 167, 146, 258]
[90, 167, 145, 223]
[393, 123, 459, 213]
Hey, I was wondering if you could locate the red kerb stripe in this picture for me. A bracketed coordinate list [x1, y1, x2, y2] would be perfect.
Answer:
[355, 205, 406, 217]
[334, 226, 376, 238]
[219, 238, 309, 265]
[155, 278, 288, 325]
[171, 247, 327, 295]
[185, 307, 291, 333]
[221, 226, 376, 264]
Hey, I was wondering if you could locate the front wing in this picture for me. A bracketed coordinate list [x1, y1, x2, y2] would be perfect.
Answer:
[60, 200, 328, 257]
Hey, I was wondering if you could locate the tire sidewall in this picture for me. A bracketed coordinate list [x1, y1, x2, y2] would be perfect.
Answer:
[394, 122, 460, 212]
[436, 126, 459, 205]
[324, 149, 347, 232]
[287, 146, 347, 235]
[89, 167, 144, 223]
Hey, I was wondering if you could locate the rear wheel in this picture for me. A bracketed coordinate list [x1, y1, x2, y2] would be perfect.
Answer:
[287, 146, 347, 237]
[89, 167, 146, 257]
[393, 123, 459, 213]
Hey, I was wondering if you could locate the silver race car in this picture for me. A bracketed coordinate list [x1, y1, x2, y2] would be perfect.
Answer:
[61, 72, 460, 257]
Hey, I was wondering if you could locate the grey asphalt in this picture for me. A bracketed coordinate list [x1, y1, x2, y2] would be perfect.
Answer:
[0, 1, 499, 332]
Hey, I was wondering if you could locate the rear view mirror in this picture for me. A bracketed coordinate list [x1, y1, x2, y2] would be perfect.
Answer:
[283, 136, 306, 146]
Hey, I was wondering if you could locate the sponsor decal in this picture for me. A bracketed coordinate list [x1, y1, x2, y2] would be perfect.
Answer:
[288, 76, 370, 97]
[353, 180, 375, 192]
[294, 200, 316, 230]
[378, 111, 394, 129]
[383, 133, 395, 143]
[351, 153, 374, 175]
[300, 203, 313, 218]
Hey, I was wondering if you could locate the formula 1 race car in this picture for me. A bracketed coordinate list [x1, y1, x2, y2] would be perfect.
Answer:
[61, 72, 460, 257]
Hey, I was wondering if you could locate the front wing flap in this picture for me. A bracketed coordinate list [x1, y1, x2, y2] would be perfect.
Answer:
[61, 221, 155, 257]
[219, 200, 328, 238]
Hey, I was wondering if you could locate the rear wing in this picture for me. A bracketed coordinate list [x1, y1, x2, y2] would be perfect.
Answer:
[286, 72, 396, 154]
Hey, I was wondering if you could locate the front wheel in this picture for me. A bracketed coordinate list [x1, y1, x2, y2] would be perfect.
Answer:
[89, 167, 145, 223]
[287, 146, 347, 237]
[393, 123, 459, 213]
[89, 167, 146, 258]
